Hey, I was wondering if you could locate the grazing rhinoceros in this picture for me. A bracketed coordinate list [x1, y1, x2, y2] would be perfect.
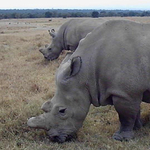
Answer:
[39, 18, 107, 60]
[28, 20, 150, 142]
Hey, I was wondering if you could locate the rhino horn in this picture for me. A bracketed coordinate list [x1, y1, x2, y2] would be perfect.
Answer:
[41, 100, 52, 112]
[27, 113, 50, 130]
[48, 29, 56, 38]
[39, 47, 43, 53]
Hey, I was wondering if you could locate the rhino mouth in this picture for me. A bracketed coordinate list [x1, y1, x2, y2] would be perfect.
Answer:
[49, 133, 77, 143]
[44, 54, 59, 61]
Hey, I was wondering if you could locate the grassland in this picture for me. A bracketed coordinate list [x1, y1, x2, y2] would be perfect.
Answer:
[1, 17, 150, 150]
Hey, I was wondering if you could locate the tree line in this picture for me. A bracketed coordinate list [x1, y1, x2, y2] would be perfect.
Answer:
[0, 9, 150, 19]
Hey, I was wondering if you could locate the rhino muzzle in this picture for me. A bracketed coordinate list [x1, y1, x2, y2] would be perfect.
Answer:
[49, 133, 76, 143]
[40, 52, 59, 61]
[47, 129, 77, 143]
[27, 115, 77, 143]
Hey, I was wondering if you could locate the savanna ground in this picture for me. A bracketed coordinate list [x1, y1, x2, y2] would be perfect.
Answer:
[1, 17, 150, 150]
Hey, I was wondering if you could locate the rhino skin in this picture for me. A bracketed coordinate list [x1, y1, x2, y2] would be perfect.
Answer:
[28, 20, 150, 142]
[39, 18, 107, 60]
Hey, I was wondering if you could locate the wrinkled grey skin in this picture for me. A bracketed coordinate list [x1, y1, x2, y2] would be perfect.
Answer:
[39, 18, 106, 60]
[28, 20, 150, 142]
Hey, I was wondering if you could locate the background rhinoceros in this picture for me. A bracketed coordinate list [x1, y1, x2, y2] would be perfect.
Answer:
[39, 18, 107, 60]
[28, 20, 150, 143]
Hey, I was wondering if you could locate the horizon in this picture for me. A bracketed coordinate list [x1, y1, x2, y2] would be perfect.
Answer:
[0, 8, 150, 11]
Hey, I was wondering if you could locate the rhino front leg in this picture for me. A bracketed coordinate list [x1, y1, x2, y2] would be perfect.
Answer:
[112, 96, 141, 141]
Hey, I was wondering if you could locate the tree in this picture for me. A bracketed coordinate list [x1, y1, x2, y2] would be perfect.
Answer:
[45, 11, 52, 18]
[99, 11, 107, 17]
[141, 11, 150, 17]
[92, 11, 99, 18]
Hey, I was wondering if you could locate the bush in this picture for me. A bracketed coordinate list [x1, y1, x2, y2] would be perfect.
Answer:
[92, 11, 99, 18]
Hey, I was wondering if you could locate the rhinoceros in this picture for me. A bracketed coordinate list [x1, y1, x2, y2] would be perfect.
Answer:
[39, 18, 107, 60]
[28, 20, 150, 142]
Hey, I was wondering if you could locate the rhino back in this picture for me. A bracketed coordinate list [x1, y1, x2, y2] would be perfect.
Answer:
[61, 18, 107, 50]
[71, 20, 150, 105]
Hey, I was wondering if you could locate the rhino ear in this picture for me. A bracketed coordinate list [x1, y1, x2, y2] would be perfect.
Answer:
[57, 56, 82, 82]
[48, 29, 56, 38]
[69, 56, 82, 78]
[61, 56, 82, 80]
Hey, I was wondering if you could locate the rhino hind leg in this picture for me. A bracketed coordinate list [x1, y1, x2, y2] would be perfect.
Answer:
[133, 110, 143, 130]
[112, 96, 141, 141]
[113, 111, 142, 141]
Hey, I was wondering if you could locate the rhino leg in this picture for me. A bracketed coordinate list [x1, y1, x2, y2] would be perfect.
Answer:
[112, 96, 141, 141]
[113, 130, 134, 141]
[133, 110, 143, 130]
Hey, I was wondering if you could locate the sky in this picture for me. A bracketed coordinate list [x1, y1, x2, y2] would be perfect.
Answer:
[1, 0, 150, 10]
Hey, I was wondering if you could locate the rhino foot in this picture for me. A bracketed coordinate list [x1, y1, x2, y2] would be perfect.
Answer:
[113, 130, 134, 141]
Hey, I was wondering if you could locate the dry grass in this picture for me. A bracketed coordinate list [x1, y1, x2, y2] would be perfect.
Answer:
[1, 17, 150, 150]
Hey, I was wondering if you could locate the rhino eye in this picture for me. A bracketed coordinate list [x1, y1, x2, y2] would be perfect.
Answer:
[59, 108, 66, 114]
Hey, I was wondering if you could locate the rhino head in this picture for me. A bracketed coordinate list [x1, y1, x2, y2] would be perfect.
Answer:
[39, 29, 63, 61]
[27, 56, 91, 143]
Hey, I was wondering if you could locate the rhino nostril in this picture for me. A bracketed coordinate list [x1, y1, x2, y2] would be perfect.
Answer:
[51, 136, 60, 142]
[44, 56, 48, 59]
[54, 136, 59, 140]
